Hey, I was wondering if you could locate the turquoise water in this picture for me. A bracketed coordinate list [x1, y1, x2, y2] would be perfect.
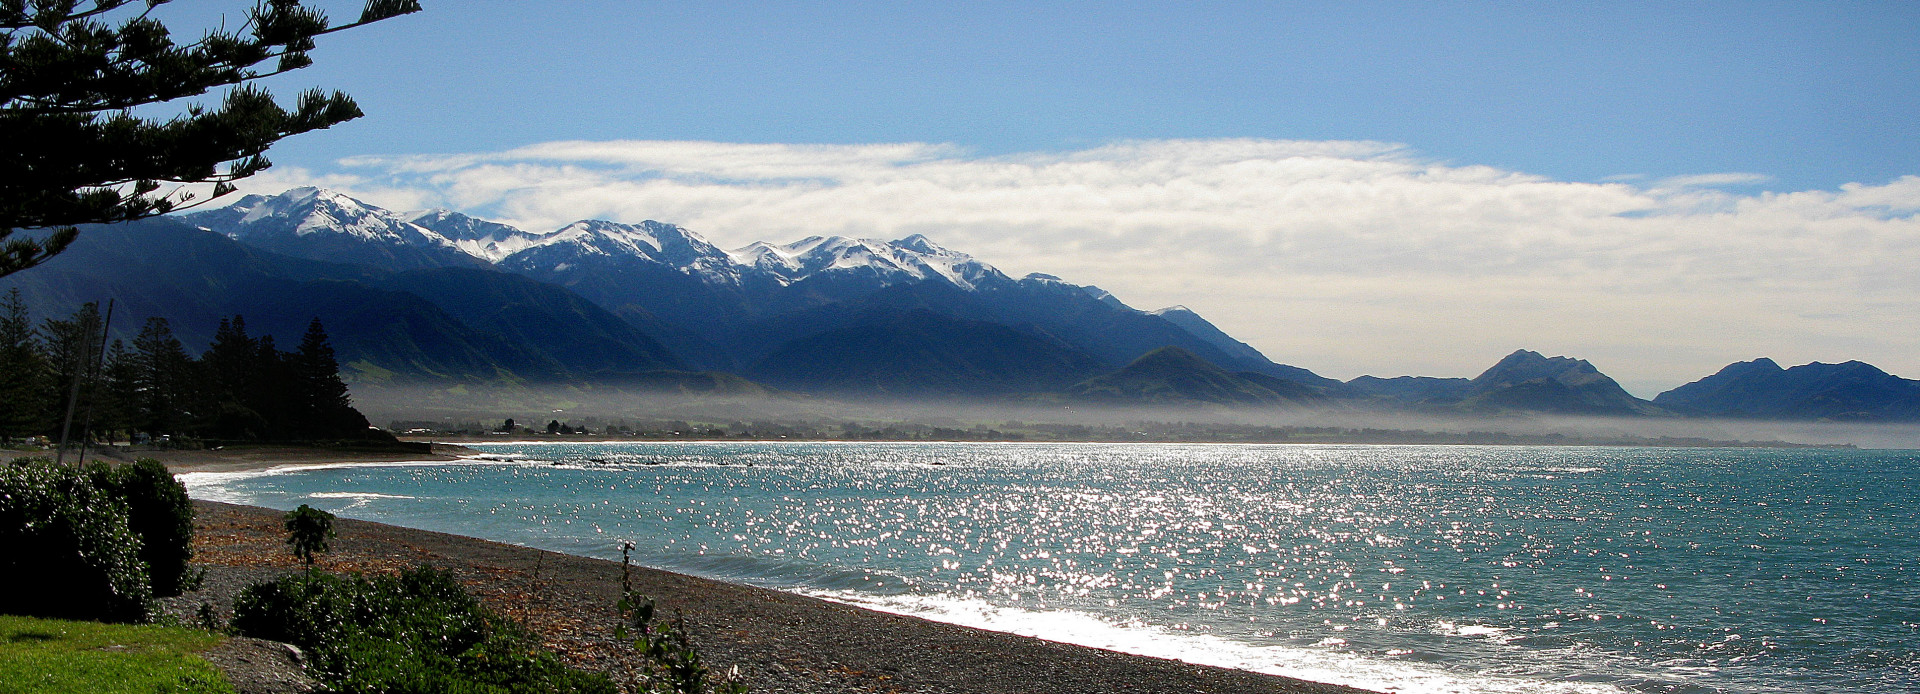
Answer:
[184, 443, 1920, 693]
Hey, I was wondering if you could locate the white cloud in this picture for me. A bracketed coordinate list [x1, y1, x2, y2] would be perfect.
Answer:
[1653, 172, 1775, 188]
[234, 139, 1920, 394]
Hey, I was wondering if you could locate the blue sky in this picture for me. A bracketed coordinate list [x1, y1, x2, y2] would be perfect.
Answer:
[163, 1, 1920, 393]
[230, 1, 1920, 191]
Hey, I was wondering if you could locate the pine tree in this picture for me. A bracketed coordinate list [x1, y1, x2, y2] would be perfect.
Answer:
[130, 316, 193, 437]
[201, 315, 272, 439]
[39, 302, 103, 441]
[292, 317, 357, 438]
[0, 289, 49, 440]
[202, 316, 256, 400]
[96, 338, 138, 443]
[0, 0, 423, 276]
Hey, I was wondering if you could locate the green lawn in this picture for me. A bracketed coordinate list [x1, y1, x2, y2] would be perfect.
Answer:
[0, 615, 233, 694]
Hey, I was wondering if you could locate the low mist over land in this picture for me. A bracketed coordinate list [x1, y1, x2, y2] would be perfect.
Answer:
[354, 383, 1920, 450]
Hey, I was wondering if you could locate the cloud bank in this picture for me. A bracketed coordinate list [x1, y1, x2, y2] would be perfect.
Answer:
[233, 139, 1920, 395]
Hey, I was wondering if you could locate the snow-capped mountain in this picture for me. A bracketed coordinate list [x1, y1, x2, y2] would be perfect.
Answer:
[182, 188, 1335, 392]
[402, 209, 549, 262]
[199, 188, 1014, 294]
[732, 234, 1010, 291]
[186, 187, 483, 271]
[511, 219, 745, 282]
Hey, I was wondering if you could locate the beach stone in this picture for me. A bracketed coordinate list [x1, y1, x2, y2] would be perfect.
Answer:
[199, 636, 317, 694]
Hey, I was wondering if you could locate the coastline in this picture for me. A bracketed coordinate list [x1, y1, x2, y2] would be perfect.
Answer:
[182, 498, 1379, 694]
[147, 444, 1380, 692]
[91, 442, 477, 474]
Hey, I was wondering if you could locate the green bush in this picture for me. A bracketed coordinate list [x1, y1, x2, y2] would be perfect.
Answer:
[233, 567, 613, 694]
[88, 459, 197, 597]
[0, 459, 152, 621]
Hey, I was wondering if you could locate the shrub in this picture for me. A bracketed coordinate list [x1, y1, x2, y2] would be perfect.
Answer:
[233, 567, 614, 694]
[617, 542, 748, 694]
[88, 459, 197, 597]
[0, 459, 152, 621]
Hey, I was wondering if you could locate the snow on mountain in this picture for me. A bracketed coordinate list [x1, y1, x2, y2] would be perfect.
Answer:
[403, 209, 549, 262]
[196, 188, 1030, 293]
[523, 219, 745, 283]
[216, 187, 459, 249]
[728, 233, 1009, 290]
[1079, 285, 1133, 311]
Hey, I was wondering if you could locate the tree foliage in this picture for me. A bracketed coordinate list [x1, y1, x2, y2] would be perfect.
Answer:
[284, 502, 334, 570]
[0, 458, 153, 622]
[0, 0, 422, 276]
[0, 300, 378, 444]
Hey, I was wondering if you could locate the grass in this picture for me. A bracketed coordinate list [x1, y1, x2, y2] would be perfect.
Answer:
[0, 615, 233, 694]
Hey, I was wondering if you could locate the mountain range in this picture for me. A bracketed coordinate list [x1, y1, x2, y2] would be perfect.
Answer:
[5, 186, 1916, 422]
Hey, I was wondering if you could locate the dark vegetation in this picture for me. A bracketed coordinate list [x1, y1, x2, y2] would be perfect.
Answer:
[234, 567, 616, 694]
[0, 0, 420, 276]
[0, 458, 197, 621]
[0, 289, 386, 447]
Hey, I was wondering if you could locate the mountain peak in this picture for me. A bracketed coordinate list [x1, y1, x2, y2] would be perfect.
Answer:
[180, 187, 483, 271]
[1477, 349, 1597, 384]
[728, 233, 1004, 290]
[893, 233, 949, 254]
[1464, 349, 1655, 415]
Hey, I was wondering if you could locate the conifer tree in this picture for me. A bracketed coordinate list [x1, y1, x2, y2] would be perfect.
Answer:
[201, 315, 273, 438]
[97, 338, 138, 442]
[0, 289, 48, 440]
[0, 0, 423, 276]
[130, 316, 193, 436]
[202, 316, 257, 400]
[40, 302, 103, 441]
[293, 317, 356, 438]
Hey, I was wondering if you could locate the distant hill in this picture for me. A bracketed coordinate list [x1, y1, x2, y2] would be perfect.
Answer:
[1344, 375, 1474, 405]
[1344, 350, 1660, 416]
[1460, 350, 1661, 416]
[1654, 358, 1920, 421]
[1068, 346, 1325, 407]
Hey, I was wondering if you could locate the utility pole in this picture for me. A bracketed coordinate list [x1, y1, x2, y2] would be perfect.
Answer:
[75, 299, 114, 466]
[54, 303, 99, 466]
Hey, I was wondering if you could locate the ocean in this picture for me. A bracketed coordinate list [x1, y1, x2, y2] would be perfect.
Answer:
[182, 442, 1919, 694]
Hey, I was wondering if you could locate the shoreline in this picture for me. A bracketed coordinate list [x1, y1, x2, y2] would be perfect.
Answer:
[402, 431, 1856, 449]
[89, 442, 476, 474]
[181, 499, 1379, 694]
[89, 434, 1856, 479]
[152, 444, 1382, 692]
